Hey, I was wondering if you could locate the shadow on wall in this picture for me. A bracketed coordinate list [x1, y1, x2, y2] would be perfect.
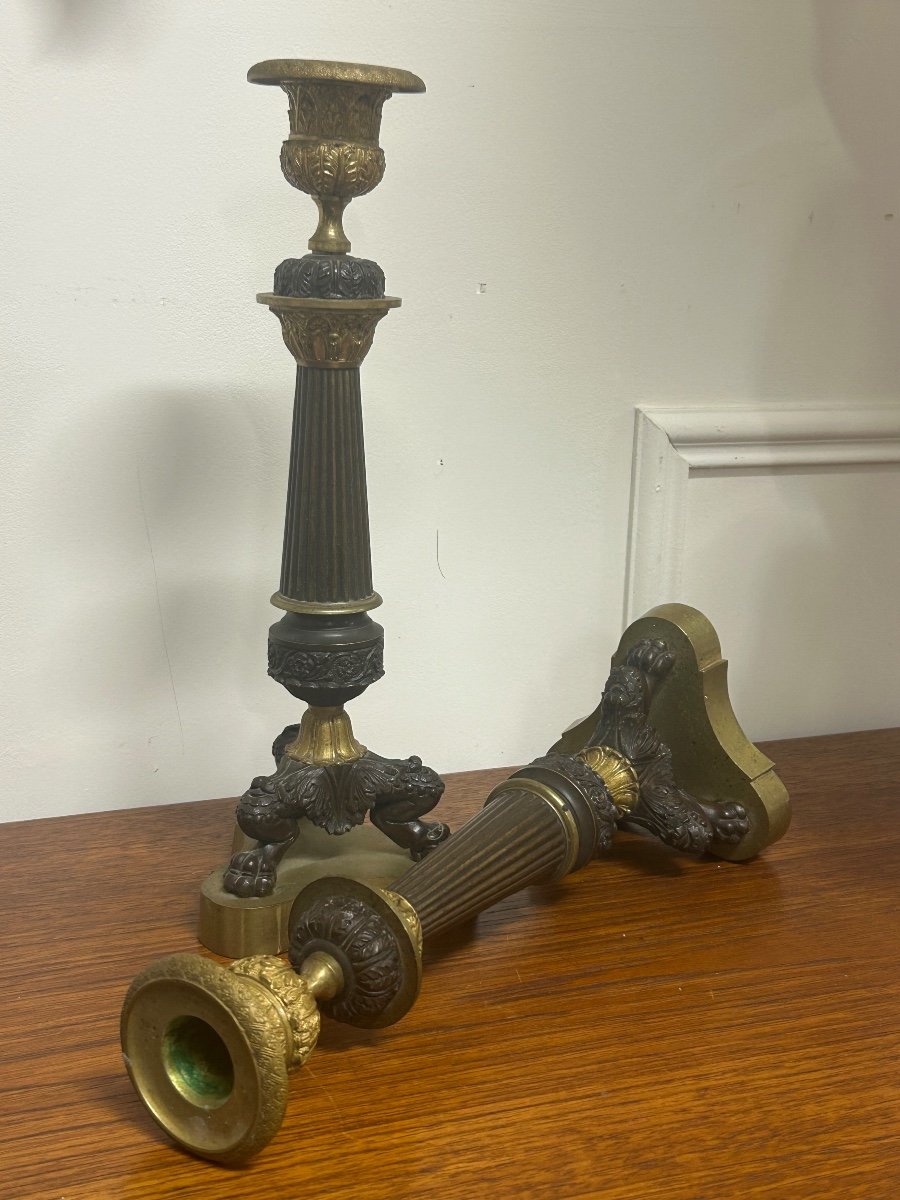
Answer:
[753, 3, 900, 400]
[814, 1, 900, 195]
[676, 6, 900, 741]
[684, 461, 900, 742]
[766, 5, 900, 732]
[38, 0, 152, 54]
[28, 384, 284, 811]
[763, 463, 900, 738]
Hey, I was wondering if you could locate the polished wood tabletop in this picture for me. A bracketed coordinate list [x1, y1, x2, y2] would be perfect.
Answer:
[2, 728, 899, 1199]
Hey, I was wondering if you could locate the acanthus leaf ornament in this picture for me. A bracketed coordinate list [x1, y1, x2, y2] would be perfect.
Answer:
[260, 297, 398, 368]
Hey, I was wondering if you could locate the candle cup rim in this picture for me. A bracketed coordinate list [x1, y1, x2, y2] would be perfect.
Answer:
[248, 59, 425, 93]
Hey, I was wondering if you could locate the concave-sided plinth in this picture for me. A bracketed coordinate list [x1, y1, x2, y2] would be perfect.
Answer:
[200, 822, 412, 958]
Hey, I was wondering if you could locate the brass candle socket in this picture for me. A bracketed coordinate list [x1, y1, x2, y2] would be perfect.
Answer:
[122, 885, 419, 1164]
[248, 59, 425, 255]
[121, 954, 321, 1164]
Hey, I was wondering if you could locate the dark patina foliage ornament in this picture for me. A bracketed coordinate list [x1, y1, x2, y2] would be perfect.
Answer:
[274, 253, 386, 300]
[267, 642, 385, 695]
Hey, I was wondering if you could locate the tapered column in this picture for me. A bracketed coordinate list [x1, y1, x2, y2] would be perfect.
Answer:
[391, 755, 616, 937]
[261, 289, 399, 708]
[280, 366, 374, 608]
[285, 754, 618, 1034]
[249, 59, 421, 710]
[392, 791, 568, 937]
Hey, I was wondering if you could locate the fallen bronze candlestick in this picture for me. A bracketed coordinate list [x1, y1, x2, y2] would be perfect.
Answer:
[121, 605, 790, 1163]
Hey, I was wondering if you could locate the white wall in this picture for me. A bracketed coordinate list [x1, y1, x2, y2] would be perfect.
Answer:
[2, 1, 899, 820]
[626, 405, 900, 740]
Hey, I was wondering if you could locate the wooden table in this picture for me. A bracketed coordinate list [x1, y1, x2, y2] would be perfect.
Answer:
[2, 729, 899, 1199]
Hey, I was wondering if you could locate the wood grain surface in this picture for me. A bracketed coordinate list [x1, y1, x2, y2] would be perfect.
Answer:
[1, 729, 899, 1199]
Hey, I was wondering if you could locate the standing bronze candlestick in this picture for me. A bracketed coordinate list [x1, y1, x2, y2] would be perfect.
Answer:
[200, 61, 450, 955]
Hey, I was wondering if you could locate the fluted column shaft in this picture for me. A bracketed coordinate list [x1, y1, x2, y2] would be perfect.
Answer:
[281, 365, 373, 606]
[391, 791, 570, 938]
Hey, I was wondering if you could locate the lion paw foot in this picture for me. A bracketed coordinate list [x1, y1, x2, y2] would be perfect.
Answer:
[702, 800, 750, 845]
[625, 638, 675, 680]
[223, 848, 278, 898]
[409, 820, 451, 862]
